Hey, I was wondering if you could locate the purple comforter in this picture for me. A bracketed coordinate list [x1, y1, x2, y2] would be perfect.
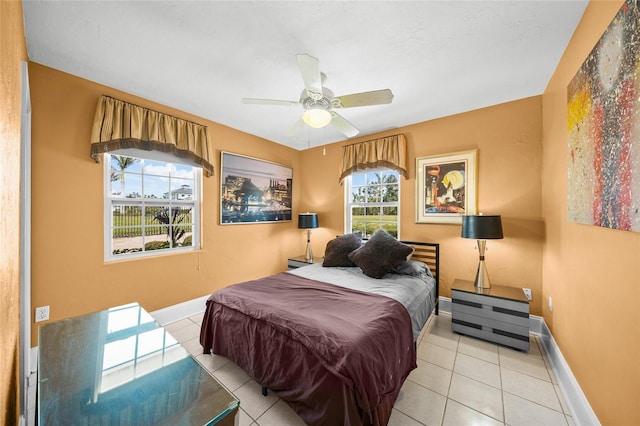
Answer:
[200, 272, 416, 426]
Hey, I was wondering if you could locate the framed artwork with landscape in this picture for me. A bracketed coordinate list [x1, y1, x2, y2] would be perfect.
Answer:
[220, 152, 293, 224]
[415, 150, 477, 224]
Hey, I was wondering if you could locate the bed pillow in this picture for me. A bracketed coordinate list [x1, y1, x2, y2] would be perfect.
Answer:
[322, 232, 363, 267]
[348, 230, 413, 278]
[393, 259, 433, 280]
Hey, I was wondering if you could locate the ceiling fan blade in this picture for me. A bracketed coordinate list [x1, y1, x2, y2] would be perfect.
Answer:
[288, 117, 306, 135]
[242, 98, 299, 107]
[330, 112, 359, 138]
[334, 89, 394, 108]
[296, 54, 323, 100]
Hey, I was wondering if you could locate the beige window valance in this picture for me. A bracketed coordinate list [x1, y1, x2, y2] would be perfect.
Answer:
[339, 134, 407, 183]
[90, 95, 214, 176]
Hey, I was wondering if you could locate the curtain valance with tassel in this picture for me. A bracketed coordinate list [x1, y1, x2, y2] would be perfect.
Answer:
[338, 134, 407, 183]
[90, 95, 214, 176]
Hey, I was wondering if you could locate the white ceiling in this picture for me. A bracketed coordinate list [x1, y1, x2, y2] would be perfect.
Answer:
[22, 1, 588, 150]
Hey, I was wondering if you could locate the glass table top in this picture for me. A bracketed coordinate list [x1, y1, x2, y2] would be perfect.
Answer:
[38, 303, 238, 425]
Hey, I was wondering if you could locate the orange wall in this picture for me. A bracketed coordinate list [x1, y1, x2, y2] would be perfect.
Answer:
[30, 63, 546, 345]
[0, 0, 27, 422]
[542, 1, 639, 424]
[28, 63, 304, 345]
[300, 96, 545, 313]
[28, 3, 640, 422]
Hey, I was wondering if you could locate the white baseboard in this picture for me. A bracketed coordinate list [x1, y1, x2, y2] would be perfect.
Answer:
[149, 294, 210, 326]
[438, 296, 452, 314]
[30, 347, 37, 374]
[439, 296, 599, 425]
[539, 319, 601, 425]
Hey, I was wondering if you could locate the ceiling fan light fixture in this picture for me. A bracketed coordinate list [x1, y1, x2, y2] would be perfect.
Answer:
[302, 108, 332, 128]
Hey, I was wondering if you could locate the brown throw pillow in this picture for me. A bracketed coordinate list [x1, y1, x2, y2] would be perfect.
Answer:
[348, 229, 413, 278]
[322, 232, 363, 267]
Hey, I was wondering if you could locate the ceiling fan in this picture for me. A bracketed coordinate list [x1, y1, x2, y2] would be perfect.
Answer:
[242, 54, 394, 138]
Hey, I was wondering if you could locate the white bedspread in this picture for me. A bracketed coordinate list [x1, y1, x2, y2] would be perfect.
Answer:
[287, 263, 436, 340]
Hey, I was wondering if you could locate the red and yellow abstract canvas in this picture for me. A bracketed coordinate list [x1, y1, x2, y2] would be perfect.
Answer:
[567, 0, 640, 231]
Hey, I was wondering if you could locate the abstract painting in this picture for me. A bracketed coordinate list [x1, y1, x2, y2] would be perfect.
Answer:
[567, 0, 640, 232]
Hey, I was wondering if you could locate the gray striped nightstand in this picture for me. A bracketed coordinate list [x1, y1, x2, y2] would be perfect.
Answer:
[451, 279, 530, 352]
[287, 255, 323, 270]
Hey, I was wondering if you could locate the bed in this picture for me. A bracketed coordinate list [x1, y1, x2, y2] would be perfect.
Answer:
[200, 232, 439, 426]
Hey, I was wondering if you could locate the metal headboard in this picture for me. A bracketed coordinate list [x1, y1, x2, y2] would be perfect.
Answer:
[400, 241, 440, 315]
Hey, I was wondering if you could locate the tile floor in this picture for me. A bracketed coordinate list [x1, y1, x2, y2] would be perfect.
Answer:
[27, 311, 574, 426]
[174, 311, 573, 426]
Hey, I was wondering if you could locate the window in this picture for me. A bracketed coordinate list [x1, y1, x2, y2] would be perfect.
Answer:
[104, 154, 200, 261]
[345, 169, 400, 238]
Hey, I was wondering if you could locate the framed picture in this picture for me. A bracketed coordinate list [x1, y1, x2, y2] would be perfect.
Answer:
[220, 152, 293, 224]
[415, 150, 477, 224]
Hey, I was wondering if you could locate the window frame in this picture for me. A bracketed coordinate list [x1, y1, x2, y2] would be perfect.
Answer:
[103, 153, 201, 262]
[344, 168, 401, 238]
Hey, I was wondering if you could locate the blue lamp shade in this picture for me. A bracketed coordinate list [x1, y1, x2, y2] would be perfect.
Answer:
[298, 213, 319, 229]
[461, 215, 503, 240]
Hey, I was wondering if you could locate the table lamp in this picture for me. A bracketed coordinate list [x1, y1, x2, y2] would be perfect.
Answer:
[298, 213, 319, 261]
[461, 214, 503, 289]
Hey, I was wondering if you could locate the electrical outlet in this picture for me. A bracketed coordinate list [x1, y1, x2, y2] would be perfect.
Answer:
[35, 306, 49, 322]
[522, 288, 532, 301]
[548, 297, 553, 312]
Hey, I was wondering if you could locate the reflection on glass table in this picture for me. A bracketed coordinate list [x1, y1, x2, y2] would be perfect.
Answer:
[38, 303, 238, 425]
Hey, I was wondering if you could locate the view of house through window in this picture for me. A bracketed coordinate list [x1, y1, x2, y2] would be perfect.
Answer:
[105, 154, 200, 260]
[345, 169, 400, 238]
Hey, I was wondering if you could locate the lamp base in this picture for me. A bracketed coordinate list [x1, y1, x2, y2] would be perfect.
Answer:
[474, 239, 491, 289]
[304, 229, 313, 262]
[474, 259, 491, 289]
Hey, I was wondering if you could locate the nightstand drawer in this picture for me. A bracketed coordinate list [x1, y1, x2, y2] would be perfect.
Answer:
[452, 289, 529, 315]
[451, 291, 529, 328]
[452, 320, 530, 351]
[451, 308, 529, 336]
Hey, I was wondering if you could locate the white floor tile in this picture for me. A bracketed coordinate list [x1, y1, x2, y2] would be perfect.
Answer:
[503, 392, 568, 426]
[499, 347, 550, 381]
[238, 407, 256, 426]
[394, 379, 447, 425]
[166, 321, 200, 342]
[189, 312, 205, 325]
[448, 373, 504, 422]
[527, 336, 543, 359]
[501, 368, 562, 412]
[181, 336, 205, 357]
[233, 380, 279, 420]
[407, 358, 452, 396]
[423, 315, 460, 351]
[212, 361, 251, 392]
[417, 341, 456, 370]
[163, 318, 193, 333]
[442, 398, 503, 426]
[195, 352, 231, 373]
[457, 335, 500, 364]
[454, 352, 501, 388]
[255, 399, 307, 426]
[388, 408, 425, 426]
